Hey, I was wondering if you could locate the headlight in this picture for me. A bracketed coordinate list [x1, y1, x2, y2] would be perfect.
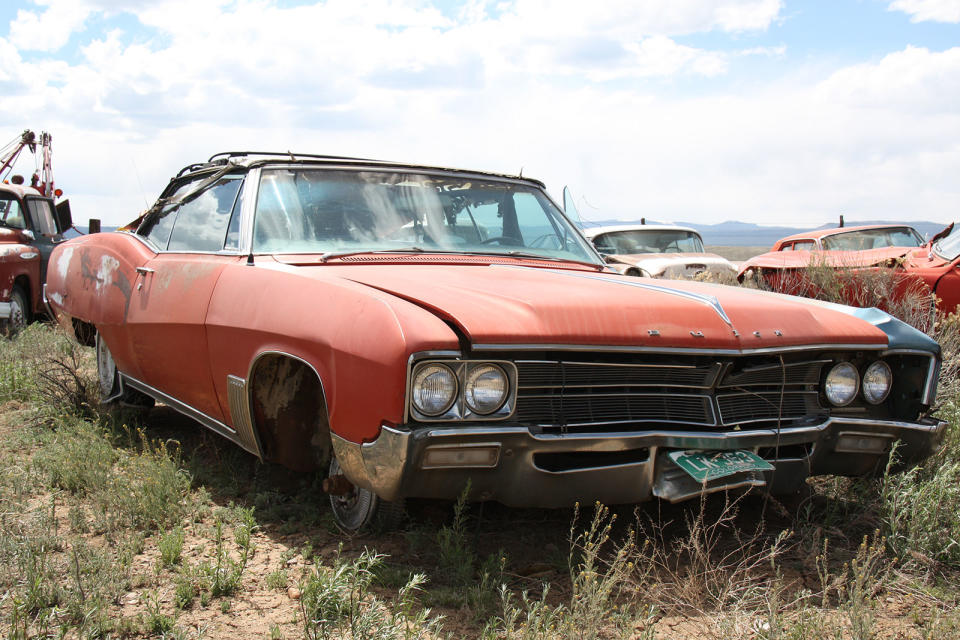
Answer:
[825, 362, 859, 406]
[862, 361, 892, 404]
[411, 364, 457, 416]
[464, 364, 508, 415]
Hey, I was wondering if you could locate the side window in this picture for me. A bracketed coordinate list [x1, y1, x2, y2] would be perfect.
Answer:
[0, 196, 25, 229]
[168, 177, 243, 252]
[779, 242, 793, 252]
[794, 240, 815, 251]
[139, 179, 203, 250]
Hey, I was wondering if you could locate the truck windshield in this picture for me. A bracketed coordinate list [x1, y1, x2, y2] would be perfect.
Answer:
[25, 198, 57, 236]
[252, 169, 599, 263]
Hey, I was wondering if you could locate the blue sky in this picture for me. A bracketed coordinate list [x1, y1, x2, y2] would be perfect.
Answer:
[1, 0, 958, 227]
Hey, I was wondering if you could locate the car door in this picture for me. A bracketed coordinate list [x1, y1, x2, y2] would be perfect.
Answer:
[125, 174, 245, 421]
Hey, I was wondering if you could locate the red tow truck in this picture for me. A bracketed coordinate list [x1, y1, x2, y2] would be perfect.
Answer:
[0, 130, 73, 332]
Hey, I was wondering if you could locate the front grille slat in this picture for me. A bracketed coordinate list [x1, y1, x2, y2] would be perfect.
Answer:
[510, 357, 826, 433]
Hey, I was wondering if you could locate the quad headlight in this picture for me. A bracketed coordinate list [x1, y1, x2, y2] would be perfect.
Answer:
[862, 361, 893, 404]
[409, 360, 515, 420]
[464, 364, 508, 415]
[411, 364, 458, 416]
[825, 362, 859, 406]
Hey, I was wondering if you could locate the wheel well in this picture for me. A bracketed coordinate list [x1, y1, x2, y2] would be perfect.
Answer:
[73, 320, 96, 347]
[248, 353, 331, 472]
[12, 276, 30, 318]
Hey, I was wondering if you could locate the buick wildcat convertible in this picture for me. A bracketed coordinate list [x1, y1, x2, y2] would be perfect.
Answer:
[45, 153, 946, 531]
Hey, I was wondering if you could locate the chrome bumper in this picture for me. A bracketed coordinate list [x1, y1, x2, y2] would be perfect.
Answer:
[331, 416, 947, 507]
[0, 301, 10, 320]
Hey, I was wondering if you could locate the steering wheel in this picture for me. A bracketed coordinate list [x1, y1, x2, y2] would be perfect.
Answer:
[480, 236, 513, 245]
[528, 234, 563, 250]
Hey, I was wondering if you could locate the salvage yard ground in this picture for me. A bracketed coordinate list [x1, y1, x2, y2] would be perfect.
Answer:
[2, 316, 960, 639]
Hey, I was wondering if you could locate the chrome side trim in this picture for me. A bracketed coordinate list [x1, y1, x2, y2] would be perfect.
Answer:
[119, 374, 262, 455]
[227, 375, 263, 460]
[40, 283, 54, 318]
[239, 166, 261, 255]
[471, 343, 888, 355]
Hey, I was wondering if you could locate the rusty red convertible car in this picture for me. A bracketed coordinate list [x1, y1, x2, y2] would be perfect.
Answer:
[45, 153, 946, 531]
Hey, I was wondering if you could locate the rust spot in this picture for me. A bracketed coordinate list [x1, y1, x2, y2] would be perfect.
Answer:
[250, 355, 330, 472]
[322, 474, 353, 496]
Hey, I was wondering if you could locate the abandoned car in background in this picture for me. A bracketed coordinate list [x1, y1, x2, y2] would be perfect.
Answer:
[583, 223, 737, 279]
[45, 153, 946, 531]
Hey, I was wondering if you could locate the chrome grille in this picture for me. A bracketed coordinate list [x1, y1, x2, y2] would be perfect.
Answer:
[517, 361, 720, 389]
[717, 391, 821, 425]
[516, 392, 714, 426]
[512, 357, 826, 431]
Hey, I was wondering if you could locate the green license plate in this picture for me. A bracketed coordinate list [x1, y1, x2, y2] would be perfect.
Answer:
[668, 449, 774, 483]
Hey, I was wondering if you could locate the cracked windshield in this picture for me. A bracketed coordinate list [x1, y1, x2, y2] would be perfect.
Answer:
[252, 169, 599, 262]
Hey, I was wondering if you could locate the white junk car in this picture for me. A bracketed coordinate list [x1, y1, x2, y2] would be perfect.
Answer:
[583, 224, 737, 279]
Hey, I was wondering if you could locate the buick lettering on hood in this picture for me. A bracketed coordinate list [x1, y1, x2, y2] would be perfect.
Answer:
[45, 153, 946, 531]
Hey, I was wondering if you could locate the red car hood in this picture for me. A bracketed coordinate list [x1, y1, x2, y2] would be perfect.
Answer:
[307, 263, 888, 351]
[739, 246, 915, 276]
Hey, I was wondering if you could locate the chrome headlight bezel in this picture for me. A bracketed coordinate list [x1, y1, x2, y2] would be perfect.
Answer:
[862, 360, 893, 405]
[410, 363, 458, 416]
[825, 361, 860, 407]
[407, 358, 517, 422]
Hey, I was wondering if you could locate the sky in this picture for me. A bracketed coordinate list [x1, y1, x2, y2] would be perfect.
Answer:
[0, 0, 958, 227]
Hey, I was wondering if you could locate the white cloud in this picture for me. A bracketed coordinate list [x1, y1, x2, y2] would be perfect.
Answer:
[888, 0, 960, 23]
[1, 0, 957, 229]
[8, 0, 93, 52]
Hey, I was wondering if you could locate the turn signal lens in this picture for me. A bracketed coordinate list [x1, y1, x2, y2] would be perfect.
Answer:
[862, 361, 892, 404]
[464, 364, 508, 415]
[825, 362, 859, 406]
[411, 364, 457, 416]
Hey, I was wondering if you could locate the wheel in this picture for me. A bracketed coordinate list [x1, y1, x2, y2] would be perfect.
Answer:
[327, 457, 406, 532]
[3, 285, 29, 335]
[95, 331, 154, 408]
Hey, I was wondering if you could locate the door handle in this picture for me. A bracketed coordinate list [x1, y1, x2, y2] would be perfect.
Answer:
[135, 266, 155, 290]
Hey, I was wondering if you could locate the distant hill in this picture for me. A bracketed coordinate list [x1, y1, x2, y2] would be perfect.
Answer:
[580, 219, 951, 248]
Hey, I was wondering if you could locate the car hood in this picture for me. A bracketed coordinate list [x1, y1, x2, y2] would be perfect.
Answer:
[739, 246, 915, 276]
[306, 263, 891, 351]
[610, 253, 736, 276]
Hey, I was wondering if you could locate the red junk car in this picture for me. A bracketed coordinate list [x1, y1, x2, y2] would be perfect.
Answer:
[45, 153, 946, 531]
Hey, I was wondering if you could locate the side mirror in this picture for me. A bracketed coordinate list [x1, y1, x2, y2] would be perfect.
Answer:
[23, 229, 35, 241]
[55, 199, 72, 234]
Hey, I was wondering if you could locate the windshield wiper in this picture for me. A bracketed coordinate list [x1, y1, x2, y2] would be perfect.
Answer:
[319, 247, 425, 262]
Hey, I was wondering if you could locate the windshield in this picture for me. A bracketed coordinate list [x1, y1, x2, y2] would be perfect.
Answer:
[591, 229, 704, 255]
[252, 169, 599, 263]
[821, 227, 923, 251]
[934, 225, 960, 261]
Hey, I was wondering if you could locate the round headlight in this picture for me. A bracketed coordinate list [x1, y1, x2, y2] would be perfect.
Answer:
[412, 364, 457, 416]
[825, 362, 859, 406]
[464, 364, 508, 415]
[862, 361, 892, 404]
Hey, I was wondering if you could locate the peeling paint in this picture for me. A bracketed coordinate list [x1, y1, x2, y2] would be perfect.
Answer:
[96, 255, 120, 292]
[49, 291, 63, 305]
[56, 246, 74, 281]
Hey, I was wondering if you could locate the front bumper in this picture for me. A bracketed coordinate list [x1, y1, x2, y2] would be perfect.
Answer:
[331, 416, 947, 507]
